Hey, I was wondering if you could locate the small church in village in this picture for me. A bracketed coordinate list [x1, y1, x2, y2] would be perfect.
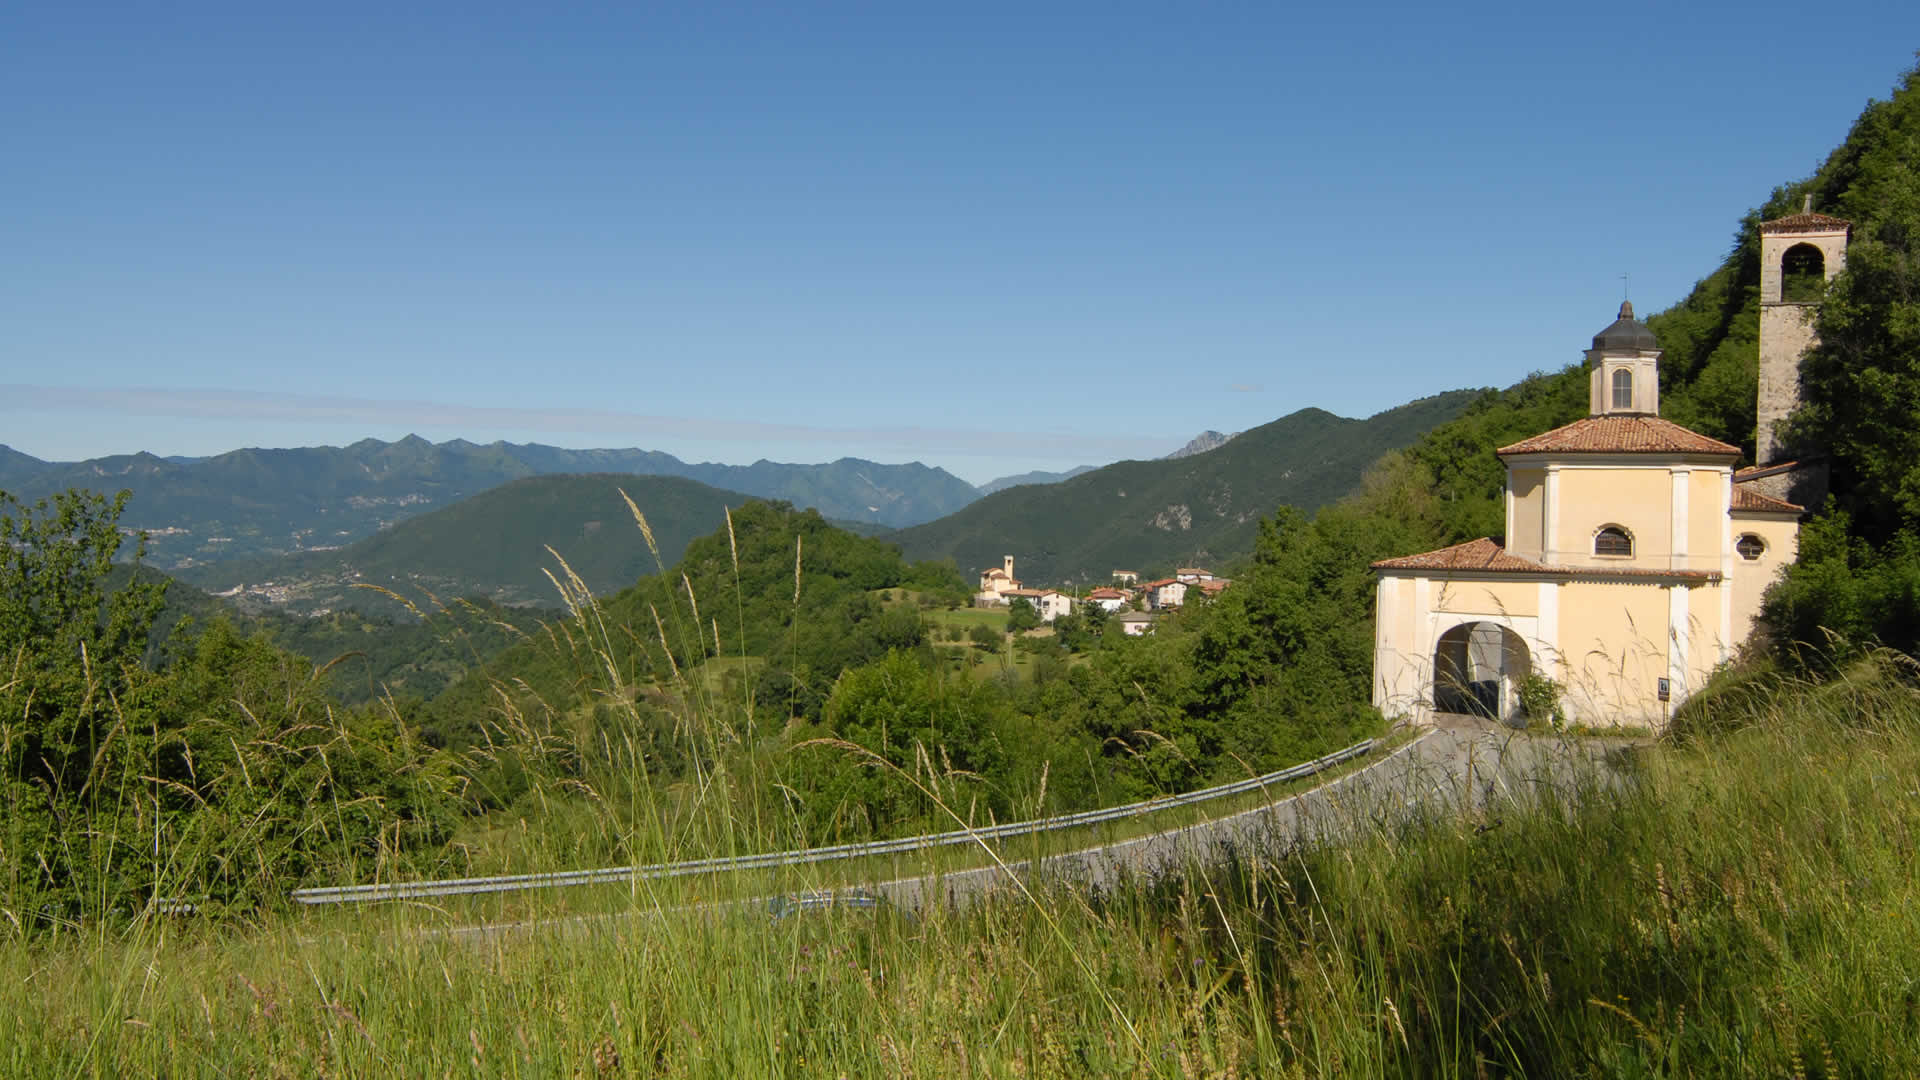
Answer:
[1370, 206, 1849, 729]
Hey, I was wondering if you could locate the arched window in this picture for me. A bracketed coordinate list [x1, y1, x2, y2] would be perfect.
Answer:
[1781, 243, 1827, 303]
[1611, 368, 1634, 410]
[1736, 534, 1766, 561]
[1594, 526, 1633, 557]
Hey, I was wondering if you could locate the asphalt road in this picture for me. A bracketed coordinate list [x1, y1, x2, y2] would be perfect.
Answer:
[436, 725, 1637, 940]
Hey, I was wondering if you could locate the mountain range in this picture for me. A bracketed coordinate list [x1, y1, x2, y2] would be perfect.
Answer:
[174, 473, 749, 617]
[0, 437, 978, 568]
[888, 392, 1478, 584]
[974, 431, 1239, 494]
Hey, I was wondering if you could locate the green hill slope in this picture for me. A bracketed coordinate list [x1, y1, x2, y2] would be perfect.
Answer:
[177, 473, 748, 617]
[420, 500, 964, 747]
[888, 391, 1478, 584]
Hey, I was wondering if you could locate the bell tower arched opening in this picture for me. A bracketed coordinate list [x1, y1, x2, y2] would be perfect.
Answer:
[1780, 242, 1827, 303]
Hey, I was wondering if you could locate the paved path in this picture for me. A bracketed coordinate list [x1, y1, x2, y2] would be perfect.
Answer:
[869, 724, 1631, 911]
[438, 726, 1636, 940]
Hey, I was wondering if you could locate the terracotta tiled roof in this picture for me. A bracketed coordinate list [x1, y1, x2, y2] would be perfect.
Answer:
[1760, 212, 1851, 234]
[1497, 416, 1740, 457]
[1088, 588, 1126, 599]
[1731, 486, 1804, 514]
[1139, 578, 1178, 588]
[1371, 538, 1721, 582]
[1002, 588, 1046, 598]
[1371, 538, 1556, 574]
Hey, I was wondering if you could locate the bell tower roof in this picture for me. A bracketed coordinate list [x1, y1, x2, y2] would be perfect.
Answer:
[1591, 301, 1659, 353]
[1585, 301, 1663, 417]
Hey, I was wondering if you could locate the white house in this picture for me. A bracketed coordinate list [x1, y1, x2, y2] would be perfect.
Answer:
[1036, 590, 1074, 623]
[1140, 578, 1188, 611]
[1117, 611, 1157, 636]
[1087, 587, 1130, 613]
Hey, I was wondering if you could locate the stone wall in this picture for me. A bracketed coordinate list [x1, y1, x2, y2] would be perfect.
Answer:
[1757, 302, 1819, 465]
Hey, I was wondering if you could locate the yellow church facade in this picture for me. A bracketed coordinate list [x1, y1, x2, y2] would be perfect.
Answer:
[1369, 301, 1804, 730]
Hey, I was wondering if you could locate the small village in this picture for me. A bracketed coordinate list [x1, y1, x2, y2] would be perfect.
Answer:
[973, 555, 1231, 635]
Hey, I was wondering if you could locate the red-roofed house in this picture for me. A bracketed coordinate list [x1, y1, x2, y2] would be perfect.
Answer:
[1140, 578, 1187, 611]
[1371, 299, 1811, 731]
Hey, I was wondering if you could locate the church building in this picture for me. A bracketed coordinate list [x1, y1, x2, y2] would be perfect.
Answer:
[1368, 209, 1846, 728]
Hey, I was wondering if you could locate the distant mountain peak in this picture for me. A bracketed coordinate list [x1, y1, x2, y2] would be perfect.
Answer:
[1164, 431, 1237, 459]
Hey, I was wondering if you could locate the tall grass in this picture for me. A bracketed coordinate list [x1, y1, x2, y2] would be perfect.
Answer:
[3, 653, 1913, 1074]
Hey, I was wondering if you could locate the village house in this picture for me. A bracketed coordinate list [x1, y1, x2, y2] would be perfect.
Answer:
[1139, 578, 1187, 611]
[1174, 567, 1215, 584]
[1111, 570, 1139, 585]
[997, 587, 1075, 623]
[1116, 611, 1157, 636]
[1087, 587, 1131, 613]
[1370, 222, 1836, 730]
[1036, 589, 1074, 623]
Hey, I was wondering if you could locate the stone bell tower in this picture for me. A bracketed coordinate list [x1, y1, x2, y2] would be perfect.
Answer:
[1752, 200, 1850, 503]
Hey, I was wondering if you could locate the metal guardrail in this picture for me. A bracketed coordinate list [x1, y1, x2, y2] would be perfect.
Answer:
[290, 738, 1380, 905]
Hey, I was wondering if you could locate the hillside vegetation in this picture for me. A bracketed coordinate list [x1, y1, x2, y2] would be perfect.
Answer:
[175, 473, 748, 617]
[891, 391, 1477, 584]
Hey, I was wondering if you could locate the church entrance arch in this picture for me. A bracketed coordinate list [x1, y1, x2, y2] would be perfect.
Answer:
[1432, 621, 1533, 726]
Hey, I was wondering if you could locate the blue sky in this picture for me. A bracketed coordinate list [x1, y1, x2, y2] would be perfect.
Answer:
[3, 4, 1916, 485]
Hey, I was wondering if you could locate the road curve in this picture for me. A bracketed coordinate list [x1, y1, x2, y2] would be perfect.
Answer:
[437, 725, 1633, 940]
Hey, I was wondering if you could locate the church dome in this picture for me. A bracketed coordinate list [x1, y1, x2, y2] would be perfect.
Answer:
[1592, 301, 1659, 352]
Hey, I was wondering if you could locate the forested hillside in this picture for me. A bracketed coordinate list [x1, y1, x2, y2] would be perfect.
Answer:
[416, 501, 969, 753]
[176, 473, 749, 617]
[889, 391, 1477, 583]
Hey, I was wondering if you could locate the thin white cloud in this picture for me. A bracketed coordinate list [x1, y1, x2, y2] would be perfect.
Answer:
[0, 384, 1174, 461]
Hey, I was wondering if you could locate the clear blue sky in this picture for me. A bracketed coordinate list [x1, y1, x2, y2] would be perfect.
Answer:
[3, 4, 1915, 485]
